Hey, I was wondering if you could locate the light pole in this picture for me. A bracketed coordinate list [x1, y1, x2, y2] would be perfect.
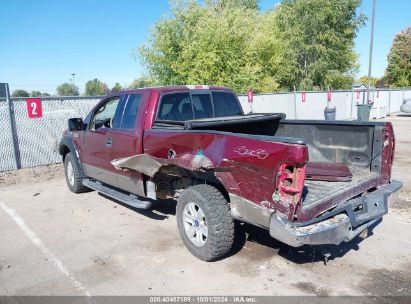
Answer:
[71, 73, 76, 96]
[366, 0, 376, 105]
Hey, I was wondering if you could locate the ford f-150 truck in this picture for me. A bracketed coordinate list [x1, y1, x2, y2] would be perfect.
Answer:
[59, 85, 402, 261]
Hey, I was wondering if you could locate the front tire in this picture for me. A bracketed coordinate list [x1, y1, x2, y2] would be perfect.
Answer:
[64, 152, 89, 193]
[176, 184, 235, 261]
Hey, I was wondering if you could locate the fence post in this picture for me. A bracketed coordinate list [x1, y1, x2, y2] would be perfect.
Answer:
[350, 89, 354, 119]
[388, 88, 392, 115]
[5, 84, 21, 170]
[293, 85, 297, 119]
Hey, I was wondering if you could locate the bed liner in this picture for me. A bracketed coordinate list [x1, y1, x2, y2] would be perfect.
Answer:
[302, 169, 380, 209]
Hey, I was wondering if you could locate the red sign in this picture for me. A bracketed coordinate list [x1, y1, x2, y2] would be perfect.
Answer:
[247, 89, 253, 103]
[356, 91, 361, 99]
[327, 90, 332, 102]
[26, 98, 42, 118]
[301, 92, 306, 102]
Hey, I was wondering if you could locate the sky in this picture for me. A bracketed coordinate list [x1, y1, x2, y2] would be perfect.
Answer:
[0, 0, 410, 94]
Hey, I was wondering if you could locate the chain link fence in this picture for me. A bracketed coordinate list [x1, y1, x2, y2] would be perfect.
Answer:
[0, 96, 101, 172]
[0, 101, 15, 171]
[0, 88, 410, 172]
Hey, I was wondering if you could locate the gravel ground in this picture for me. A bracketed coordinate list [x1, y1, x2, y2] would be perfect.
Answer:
[0, 115, 410, 297]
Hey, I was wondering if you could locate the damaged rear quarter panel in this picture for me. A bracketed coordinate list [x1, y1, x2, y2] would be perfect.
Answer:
[142, 129, 308, 219]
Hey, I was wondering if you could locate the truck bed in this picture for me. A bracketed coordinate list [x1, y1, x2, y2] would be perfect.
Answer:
[152, 113, 388, 220]
[302, 169, 379, 208]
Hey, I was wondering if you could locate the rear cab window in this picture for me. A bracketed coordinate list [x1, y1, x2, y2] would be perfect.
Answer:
[121, 94, 142, 129]
[158, 93, 192, 121]
[191, 94, 213, 119]
[111, 93, 142, 130]
[212, 92, 242, 117]
[157, 90, 242, 122]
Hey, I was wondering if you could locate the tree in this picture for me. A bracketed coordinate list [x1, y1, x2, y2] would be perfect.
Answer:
[212, 0, 259, 10]
[41, 92, 51, 97]
[12, 89, 30, 97]
[375, 78, 387, 88]
[57, 82, 79, 96]
[138, 0, 364, 93]
[139, 0, 276, 93]
[358, 75, 379, 87]
[30, 91, 42, 97]
[85, 78, 109, 96]
[274, 0, 365, 90]
[111, 82, 123, 92]
[128, 76, 157, 89]
[384, 26, 411, 87]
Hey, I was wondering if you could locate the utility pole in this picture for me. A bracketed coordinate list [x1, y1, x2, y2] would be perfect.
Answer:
[71, 73, 76, 96]
[366, 0, 376, 105]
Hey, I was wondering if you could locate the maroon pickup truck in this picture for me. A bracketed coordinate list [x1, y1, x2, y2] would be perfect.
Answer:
[59, 85, 402, 261]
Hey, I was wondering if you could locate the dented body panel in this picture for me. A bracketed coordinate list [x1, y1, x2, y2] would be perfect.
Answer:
[140, 129, 308, 220]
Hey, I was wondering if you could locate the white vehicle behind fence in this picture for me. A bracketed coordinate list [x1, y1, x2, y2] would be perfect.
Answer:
[400, 98, 411, 113]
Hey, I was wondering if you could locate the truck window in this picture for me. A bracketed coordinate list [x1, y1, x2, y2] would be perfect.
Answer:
[91, 96, 121, 130]
[212, 92, 242, 117]
[111, 95, 128, 129]
[120, 94, 142, 129]
[192, 94, 213, 119]
[158, 93, 193, 121]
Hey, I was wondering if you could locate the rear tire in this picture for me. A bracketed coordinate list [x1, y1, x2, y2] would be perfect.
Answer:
[176, 184, 234, 261]
[64, 152, 90, 193]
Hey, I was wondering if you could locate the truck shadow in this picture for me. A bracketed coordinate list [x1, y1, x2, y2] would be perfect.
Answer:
[101, 193, 381, 264]
[98, 194, 176, 221]
[230, 219, 381, 264]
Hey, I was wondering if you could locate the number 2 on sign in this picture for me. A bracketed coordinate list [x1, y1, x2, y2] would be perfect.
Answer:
[26, 98, 42, 118]
[31, 102, 37, 115]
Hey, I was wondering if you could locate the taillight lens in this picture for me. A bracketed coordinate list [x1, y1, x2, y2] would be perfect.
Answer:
[391, 135, 396, 163]
[273, 163, 306, 204]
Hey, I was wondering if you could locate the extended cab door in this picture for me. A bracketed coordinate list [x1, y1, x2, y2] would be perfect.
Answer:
[81, 95, 122, 186]
[108, 93, 145, 196]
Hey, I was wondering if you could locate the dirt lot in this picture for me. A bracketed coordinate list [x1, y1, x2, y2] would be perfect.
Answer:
[0, 115, 410, 297]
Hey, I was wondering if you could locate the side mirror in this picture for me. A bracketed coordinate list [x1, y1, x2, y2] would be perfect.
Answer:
[68, 118, 85, 131]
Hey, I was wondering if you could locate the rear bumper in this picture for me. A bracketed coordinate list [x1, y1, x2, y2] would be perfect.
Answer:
[269, 180, 403, 247]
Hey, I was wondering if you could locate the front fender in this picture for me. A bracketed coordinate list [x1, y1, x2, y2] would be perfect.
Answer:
[59, 133, 86, 177]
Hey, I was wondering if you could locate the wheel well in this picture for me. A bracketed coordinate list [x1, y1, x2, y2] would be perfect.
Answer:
[60, 145, 70, 160]
[151, 165, 230, 202]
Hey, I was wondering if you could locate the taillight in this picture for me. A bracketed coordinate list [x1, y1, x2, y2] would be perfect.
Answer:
[391, 135, 396, 163]
[273, 163, 306, 205]
[381, 122, 395, 182]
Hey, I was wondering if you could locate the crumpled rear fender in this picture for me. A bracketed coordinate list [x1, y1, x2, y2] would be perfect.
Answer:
[111, 153, 216, 177]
